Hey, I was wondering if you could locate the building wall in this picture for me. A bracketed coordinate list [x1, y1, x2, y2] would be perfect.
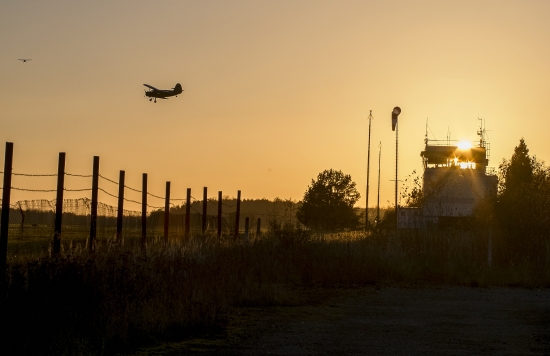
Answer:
[423, 167, 497, 218]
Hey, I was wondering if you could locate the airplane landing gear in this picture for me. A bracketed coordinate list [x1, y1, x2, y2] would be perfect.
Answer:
[149, 98, 152, 102]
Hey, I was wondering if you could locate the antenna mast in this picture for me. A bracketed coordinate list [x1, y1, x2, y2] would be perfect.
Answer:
[477, 117, 485, 147]
[365, 110, 374, 230]
[425, 118, 428, 145]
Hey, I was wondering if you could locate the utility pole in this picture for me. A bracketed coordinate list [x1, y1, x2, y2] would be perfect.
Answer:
[365, 110, 373, 230]
[376, 142, 381, 224]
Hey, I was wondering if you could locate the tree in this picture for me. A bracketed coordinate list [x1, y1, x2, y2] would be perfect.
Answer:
[498, 138, 533, 195]
[296, 169, 361, 231]
[497, 138, 536, 231]
[400, 170, 424, 208]
[495, 138, 550, 262]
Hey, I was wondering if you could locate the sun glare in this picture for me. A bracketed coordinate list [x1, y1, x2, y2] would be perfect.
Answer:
[460, 161, 476, 169]
[457, 140, 472, 150]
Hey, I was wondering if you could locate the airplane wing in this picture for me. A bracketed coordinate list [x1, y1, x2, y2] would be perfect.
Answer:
[143, 84, 159, 91]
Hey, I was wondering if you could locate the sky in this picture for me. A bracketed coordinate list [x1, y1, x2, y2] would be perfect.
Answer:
[1, 0, 550, 211]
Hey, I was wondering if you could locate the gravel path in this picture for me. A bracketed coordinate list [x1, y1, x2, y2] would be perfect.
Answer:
[233, 287, 550, 355]
[131, 286, 550, 355]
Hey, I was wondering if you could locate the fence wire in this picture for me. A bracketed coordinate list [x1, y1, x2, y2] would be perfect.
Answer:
[1, 169, 299, 256]
[0, 196, 259, 256]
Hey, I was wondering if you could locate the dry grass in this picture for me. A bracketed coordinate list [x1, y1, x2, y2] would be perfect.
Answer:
[2, 225, 549, 355]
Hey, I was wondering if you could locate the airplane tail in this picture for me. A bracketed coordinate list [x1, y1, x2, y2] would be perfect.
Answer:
[174, 83, 183, 93]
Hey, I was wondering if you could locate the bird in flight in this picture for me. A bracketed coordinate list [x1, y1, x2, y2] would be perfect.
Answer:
[18, 59, 32, 63]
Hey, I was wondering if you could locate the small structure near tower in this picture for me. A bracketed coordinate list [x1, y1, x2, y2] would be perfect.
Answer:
[400, 120, 498, 228]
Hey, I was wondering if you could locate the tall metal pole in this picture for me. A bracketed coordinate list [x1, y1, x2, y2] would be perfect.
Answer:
[365, 110, 373, 230]
[391, 107, 401, 228]
[376, 142, 381, 224]
[395, 119, 398, 224]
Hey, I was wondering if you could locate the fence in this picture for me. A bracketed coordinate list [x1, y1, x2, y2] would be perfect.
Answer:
[0, 142, 268, 265]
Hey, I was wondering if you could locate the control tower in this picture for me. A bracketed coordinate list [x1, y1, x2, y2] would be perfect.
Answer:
[419, 121, 498, 226]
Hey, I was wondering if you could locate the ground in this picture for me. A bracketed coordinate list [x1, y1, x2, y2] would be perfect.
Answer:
[128, 286, 550, 355]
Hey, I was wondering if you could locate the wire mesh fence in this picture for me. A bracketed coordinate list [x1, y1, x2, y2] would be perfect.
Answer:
[0, 197, 252, 256]
[0, 144, 301, 259]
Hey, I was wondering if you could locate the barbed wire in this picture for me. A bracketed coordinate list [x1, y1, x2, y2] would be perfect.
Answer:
[10, 187, 57, 192]
[123, 197, 142, 206]
[147, 192, 165, 200]
[64, 188, 92, 192]
[98, 174, 117, 185]
[97, 187, 165, 209]
[98, 173, 171, 200]
[123, 184, 141, 193]
[2, 172, 239, 206]
[65, 173, 92, 178]
[13, 172, 57, 177]
[1, 170, 242, 212]
[147, 203, 164, 210]
[98, 187, 118, 199]
[0, 186, 244, 211]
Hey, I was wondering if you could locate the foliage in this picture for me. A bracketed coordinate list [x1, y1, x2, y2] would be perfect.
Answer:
[400, 170, 424, 208]
[296, 169, 361, 231]
[267, 218, 314, 247]
[493, 138, 550, 264]
[497, 138, 534, 194]
[4, 219, 550, 354]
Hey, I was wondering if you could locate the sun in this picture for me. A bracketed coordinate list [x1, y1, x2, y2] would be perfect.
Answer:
[457, 140, 472, 150]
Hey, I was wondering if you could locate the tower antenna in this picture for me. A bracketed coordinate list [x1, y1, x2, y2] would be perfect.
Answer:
[425, 118, 428, 144]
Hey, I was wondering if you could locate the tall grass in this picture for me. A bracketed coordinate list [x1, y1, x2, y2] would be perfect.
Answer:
[2, 225, 549, 355]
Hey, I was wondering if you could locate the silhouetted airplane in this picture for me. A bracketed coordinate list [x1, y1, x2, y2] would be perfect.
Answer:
[143, 83, 183, 103]
[18, 59, 32, 63]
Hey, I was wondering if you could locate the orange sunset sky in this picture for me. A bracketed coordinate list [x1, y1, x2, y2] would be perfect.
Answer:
[1, 0, 550, 210]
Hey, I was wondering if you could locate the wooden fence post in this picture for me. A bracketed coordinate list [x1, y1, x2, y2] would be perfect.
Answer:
[164, 181, 170, 244]
[234, 190, 241, 239]
[202, 187, 207, 234]
[116, 170, 125, 246]
[217, 191, 222, 239]
[185, 188, 191, 238]
[89, 156, 99, 253]
[256, 218, 261, 237]
[0, 142, 14, 282]
[53, 152, 65, 256]
[141, 173, 147, 253]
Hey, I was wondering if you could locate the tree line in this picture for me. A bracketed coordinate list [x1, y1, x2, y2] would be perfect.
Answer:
[294, 138, 550, 244]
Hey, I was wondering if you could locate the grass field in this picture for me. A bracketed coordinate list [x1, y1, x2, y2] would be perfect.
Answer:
[2, 223, 549, 355]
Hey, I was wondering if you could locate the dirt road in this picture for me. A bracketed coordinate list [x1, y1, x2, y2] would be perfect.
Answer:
[132, 286, 550, 355]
